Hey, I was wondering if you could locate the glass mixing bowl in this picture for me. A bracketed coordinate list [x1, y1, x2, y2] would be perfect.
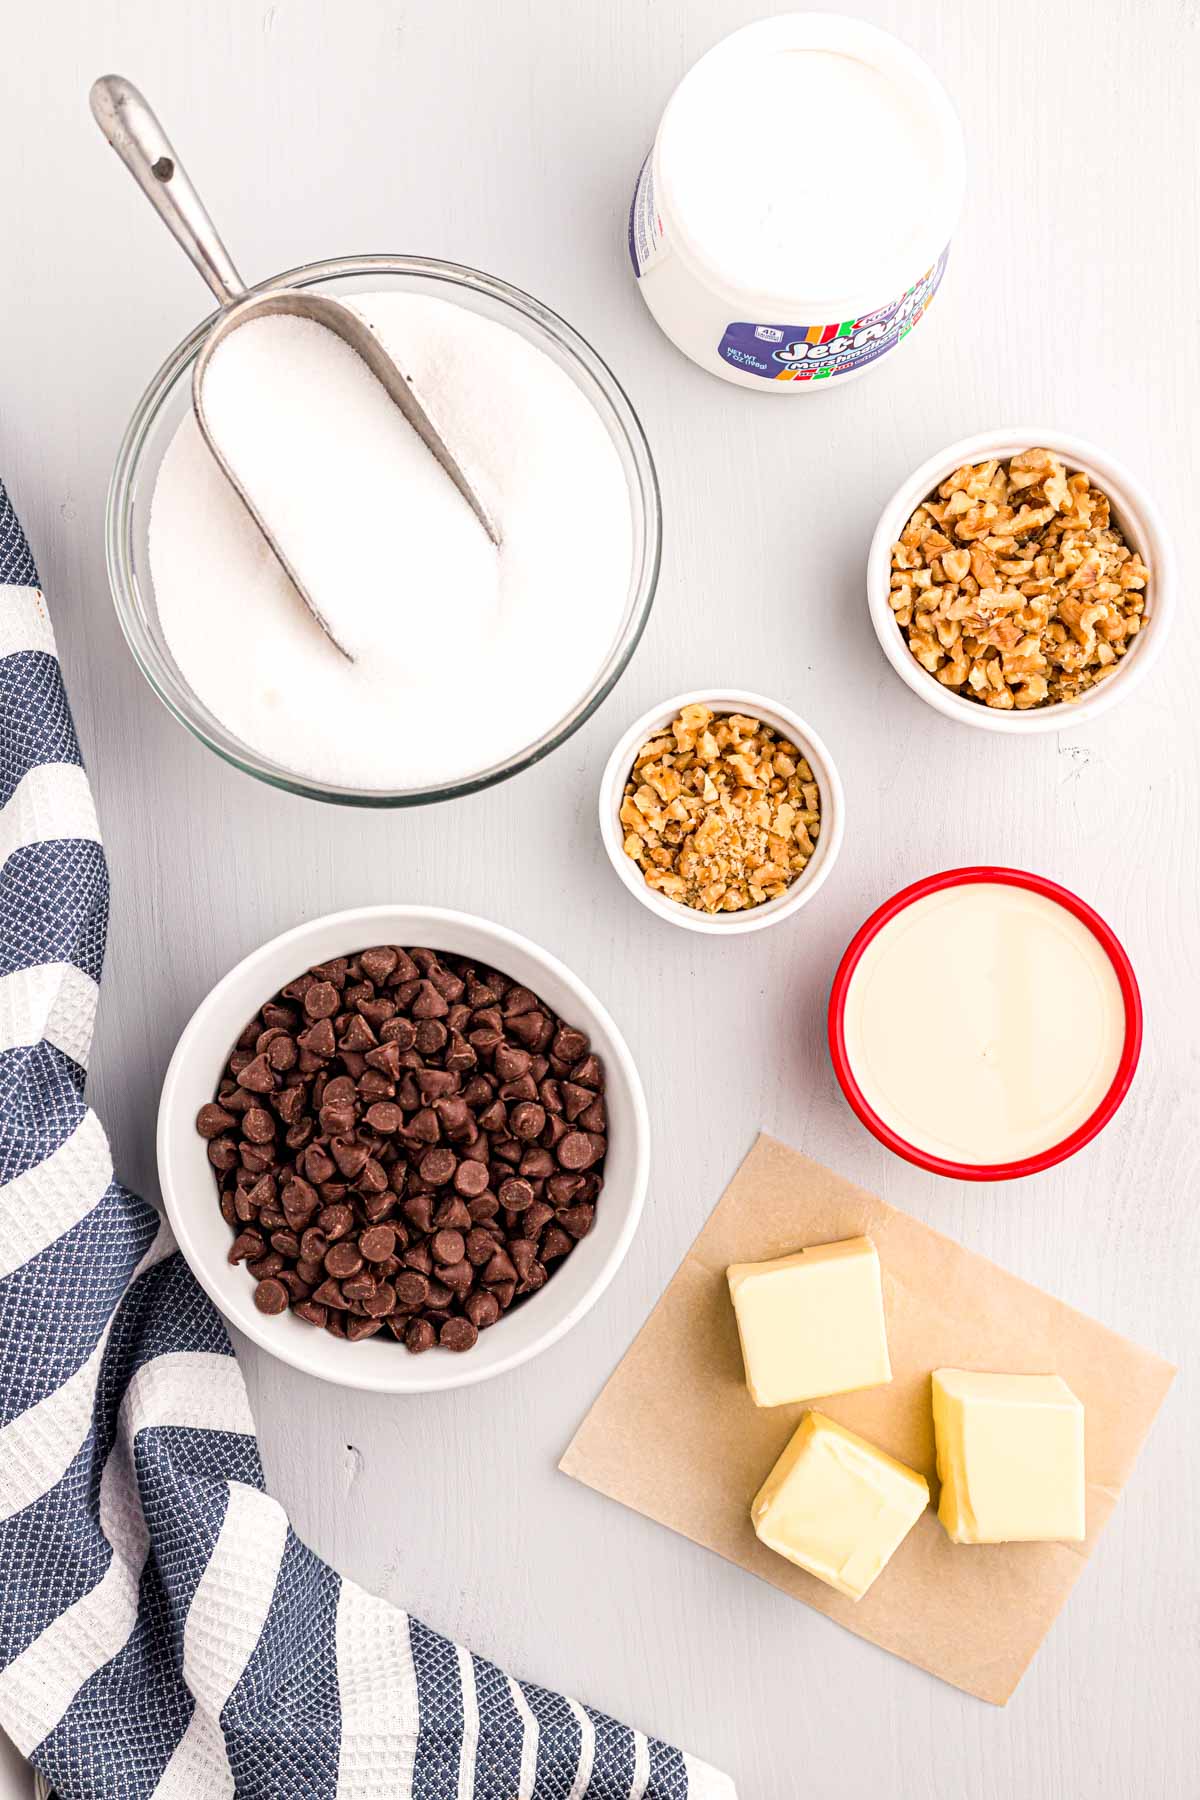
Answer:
[105, 254, 661, 806]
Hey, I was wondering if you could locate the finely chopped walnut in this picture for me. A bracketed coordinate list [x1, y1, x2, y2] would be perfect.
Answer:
[619, 706, 820, 913]
[889, 449, 1149, 709]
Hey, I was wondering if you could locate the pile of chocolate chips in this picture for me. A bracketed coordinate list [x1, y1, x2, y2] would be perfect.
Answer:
[195, 947, 607, 1353]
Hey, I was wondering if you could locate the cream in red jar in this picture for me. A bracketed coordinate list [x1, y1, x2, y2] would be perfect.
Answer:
[828, 869, 1141, 1179]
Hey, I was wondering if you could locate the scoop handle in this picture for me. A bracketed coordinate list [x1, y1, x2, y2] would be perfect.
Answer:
[90, 75, 246, 307]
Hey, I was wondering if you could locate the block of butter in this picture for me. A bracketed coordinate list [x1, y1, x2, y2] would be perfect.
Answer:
[727, 1235, 891, 1407]
[752, 1410, 929, 1601]
[932, 1369, 1086, 1544]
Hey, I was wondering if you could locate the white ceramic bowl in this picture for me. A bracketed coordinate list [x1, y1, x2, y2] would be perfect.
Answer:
[599, 689, 845, 935]
[157, 905, 649, 1392]
[867, 429, 1175, 733]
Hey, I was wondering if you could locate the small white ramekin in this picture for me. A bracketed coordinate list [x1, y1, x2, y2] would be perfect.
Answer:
[158, 905, 649, 1393]
[866, 429, 1175, 733]
[599, 689, 845, 935]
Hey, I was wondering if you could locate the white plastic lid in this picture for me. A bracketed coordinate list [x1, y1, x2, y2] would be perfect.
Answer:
[654, 14, 965, 315]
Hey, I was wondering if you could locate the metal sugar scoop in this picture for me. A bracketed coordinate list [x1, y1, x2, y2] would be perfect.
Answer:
[90, 75, 499, 660]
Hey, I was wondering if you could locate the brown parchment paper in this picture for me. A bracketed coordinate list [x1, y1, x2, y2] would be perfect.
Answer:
[560, 1135, 1176, 1703]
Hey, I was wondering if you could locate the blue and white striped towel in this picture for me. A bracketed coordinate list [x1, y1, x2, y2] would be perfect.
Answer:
[0, 480, 735, 1800]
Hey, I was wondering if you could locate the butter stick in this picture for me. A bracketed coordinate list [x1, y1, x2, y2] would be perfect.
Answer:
[727, 1235, 891, 1407]
[752, 1410, 929, 1601]
[932, 1369, 1086, 1544]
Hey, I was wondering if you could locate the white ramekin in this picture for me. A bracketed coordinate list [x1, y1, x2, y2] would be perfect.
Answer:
[157, 905, 649, 1393]
[599, 689, 845, 935]
[866, 429, 1175, 733]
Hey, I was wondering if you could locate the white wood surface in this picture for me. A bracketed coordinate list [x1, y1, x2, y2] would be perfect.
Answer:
[2, 2, 1197, 1795]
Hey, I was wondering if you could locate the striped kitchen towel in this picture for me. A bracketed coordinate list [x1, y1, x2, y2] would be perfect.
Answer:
[0, 480, 735, 1800]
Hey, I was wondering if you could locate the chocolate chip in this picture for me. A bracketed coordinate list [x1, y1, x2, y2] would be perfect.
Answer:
[272, 1085, 305, 1125]
[363, 1282, 396, 1317]
[356, 1157, 388, 1196]
[498, 1177, 534, 1212]
[439, 1258, 474, 1297]
[570, 1055, 604, 1089]
[320, 1100, 357, 1136]
[419, 1147, 456, 1186]
[411, 980, 448, 1019]
[540, 1225, 574, 1261]
[494, 1044, 531, 1082]
[431, 1229, 466, 1266]
[557, 1131, 596, 1170]
[318, 1202, 354, 1240]
[509, 1239, 546, 1292]
[465, 1290, 501, 1330]
[578, 1097, 607, 1134]
[238, 1055, 276, 1094]
[253, 1278, 288, 1314]
[521, 1201, 554, 1239]
[346, 1315, 383, 1341]
[241, 1106, 276, 1144]
[483, 1247, 517, 1286]
[196, 1102, 236, 1138]
[453, 1158, 490, 1197]
[325, 1241, 364, 1279]
[465, 1227, 499, 1266]
[395, 1271, 430, 1309]
[267, 1034, 298, 1071]
[508, 1011, 552, 1050]
[342, 1272, 377, 1302]
[361, 946, 398, 984]
[409, 1107, 441, 1144]
[552, 1027, 589, 1065]
[304, 981, 339, 1020]
[509, 1101, 546, 1141]
[203, 945, 608, 1359]
[561, 1082, 593, 1121]
[297, 1018, 336, 1058]
[405, 1317, 436, 1354]
[228, 1230, 265, 1264]
[350, 1224, 390, 1263]
[432, 1197, 472, 1232]
[247, 1251, 284, 1280]
[414, 1018, 448, 1055]
[440, 1317, 478, 1352]
[207, 1136, 239, 1172]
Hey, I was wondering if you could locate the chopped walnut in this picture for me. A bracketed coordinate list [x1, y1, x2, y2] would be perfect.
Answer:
[889, 449, 1149, 708]
[619, 706, 821, 914]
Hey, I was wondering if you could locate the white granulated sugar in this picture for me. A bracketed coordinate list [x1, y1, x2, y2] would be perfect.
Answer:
[149, 293, 634, 791]
[201, 314, 502, 666]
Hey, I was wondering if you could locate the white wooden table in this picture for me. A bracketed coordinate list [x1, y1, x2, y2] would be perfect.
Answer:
[3, 2, 1197, 1794]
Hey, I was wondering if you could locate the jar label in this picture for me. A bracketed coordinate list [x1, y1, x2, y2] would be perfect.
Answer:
[715, 249, 949, 382]
[628, 156, 669, 276]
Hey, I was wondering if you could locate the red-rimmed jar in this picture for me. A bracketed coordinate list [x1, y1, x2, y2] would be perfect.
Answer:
[827, 867, 1142, 1181]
